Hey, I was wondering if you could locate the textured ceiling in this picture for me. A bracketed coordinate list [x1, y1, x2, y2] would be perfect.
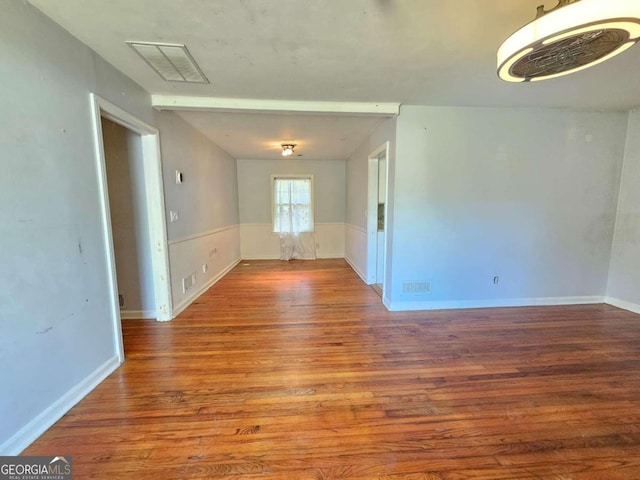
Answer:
[175, 111, 385, 160]
[28, 0, 640, 159]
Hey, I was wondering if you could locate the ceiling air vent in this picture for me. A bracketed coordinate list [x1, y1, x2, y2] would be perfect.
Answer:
[126, 41, 209, 83]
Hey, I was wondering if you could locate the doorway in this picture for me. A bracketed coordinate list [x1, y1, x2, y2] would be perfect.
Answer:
[367, 142, 389, 299]
[90, 95, 173, 362]
[101, 117, 155, 319]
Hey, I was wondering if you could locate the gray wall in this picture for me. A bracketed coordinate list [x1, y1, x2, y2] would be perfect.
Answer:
[345, 117, 396, 230]
[102, 118, 155, 314]
[344, 117, 397, 283]
[156, 111, 240, 309]
[1, 0, 637, 454]
[608, 109, 640, 307]
[389, 106, 627, 308]
[345, 140, 370, 230]
[158, 111, 239, 241]
[0, 0, 153, 450]
[237, 159, 345, 224]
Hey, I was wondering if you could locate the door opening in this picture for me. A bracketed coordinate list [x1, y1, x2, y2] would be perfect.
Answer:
[367, 142, 389, 300]
[90, 95, 173, 362]
[374, 151, 387, 294]
[101, 118, 156, 320]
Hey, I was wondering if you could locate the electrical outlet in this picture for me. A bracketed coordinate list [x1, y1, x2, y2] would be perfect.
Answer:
[170, 210, 179, 222]
[182, 273, 196, 293]
[202, 263, 208, 274]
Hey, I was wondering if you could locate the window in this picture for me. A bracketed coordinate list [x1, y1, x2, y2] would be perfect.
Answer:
[272, 175, 314, 233]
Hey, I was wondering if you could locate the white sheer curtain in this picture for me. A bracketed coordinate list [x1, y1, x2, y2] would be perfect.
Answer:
[273, 177, 316, 261]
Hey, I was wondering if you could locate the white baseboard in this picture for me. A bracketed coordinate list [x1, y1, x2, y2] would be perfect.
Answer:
[0, 355, 121, 455]
[172, 257, 241, 318]
[241, 255, 279, 260]
[386, 295, 605, 312]
[317, 253, 344, 259]
[120, 309, 155, 319]
[345, 255, 367, 284]
[242, 254, 344, 261]
[605, 297, 640, 315]
[382, 294, 392, 311]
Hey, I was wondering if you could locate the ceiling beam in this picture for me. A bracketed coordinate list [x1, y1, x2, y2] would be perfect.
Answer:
[151, 95, 400, 116]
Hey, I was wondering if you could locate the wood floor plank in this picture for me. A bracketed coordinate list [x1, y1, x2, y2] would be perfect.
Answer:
[23, 259, 640, 478]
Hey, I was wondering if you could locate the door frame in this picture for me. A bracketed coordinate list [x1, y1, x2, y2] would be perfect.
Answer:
[90, 94, 173, 360]
[366, 141, 390, 288]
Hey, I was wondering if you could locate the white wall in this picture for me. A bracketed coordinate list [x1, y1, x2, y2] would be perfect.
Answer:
[345, 117, 397, 285]
[0, 1, 152, 453]
[389, 106, 627, 310]
[102, 118, 155, 317]
[156, 111, 241, 312]
[607, 109, 640, 313]
[237, 158, 345, 259]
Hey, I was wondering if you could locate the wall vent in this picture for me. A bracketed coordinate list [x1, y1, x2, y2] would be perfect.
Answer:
[182, 273, 197, 294]
[126, 42, 209, 84]
[402, 281, 431, 295]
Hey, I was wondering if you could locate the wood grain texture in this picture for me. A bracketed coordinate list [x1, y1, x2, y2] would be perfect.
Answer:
[24, 259, 640, 478]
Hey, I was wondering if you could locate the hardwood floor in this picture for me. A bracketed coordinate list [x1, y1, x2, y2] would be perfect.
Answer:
[24, 259, 640, 479]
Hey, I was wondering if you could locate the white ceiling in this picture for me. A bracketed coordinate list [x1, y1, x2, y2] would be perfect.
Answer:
[174, 111, 384, 160]
[29, 0, 640, 159]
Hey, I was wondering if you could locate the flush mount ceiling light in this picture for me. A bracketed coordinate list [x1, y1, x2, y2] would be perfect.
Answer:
[497, 0, 640, 82]
[126, 41, 209, 83]
[281, 144, 296, 157]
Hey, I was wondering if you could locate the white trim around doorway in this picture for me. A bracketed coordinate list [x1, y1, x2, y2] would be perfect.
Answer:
[366, 141, 390, 292]
[89, 94, 173, 360]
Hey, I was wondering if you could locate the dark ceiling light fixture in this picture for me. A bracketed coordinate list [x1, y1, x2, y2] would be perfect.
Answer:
[281, 144, 296, 157]
[126, 41, 209, 83]
[497, 0, 640, 82]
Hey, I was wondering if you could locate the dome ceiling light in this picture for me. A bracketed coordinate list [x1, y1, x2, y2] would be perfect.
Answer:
[281, 144, 296, 157]
[497, 0, 640, 82]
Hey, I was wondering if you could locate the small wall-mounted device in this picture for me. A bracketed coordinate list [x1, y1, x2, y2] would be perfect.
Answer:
[175, 170, 183, 184]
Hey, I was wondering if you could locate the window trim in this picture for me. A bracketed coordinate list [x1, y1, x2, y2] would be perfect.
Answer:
[270, 174, 315, 234]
